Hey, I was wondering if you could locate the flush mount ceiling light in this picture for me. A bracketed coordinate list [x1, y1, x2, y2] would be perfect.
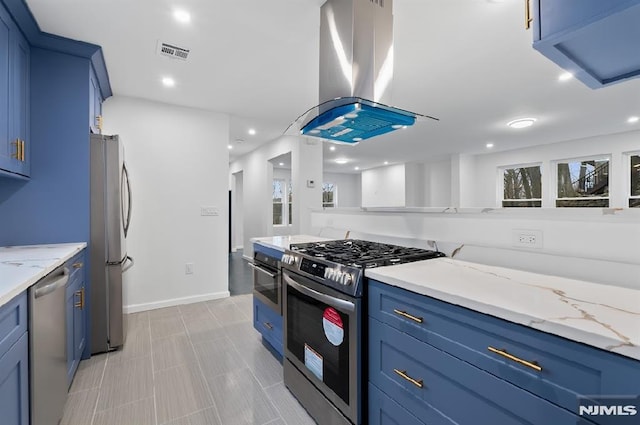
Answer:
[507, 118, 537, 129]
[173, 9, 191, 24]
[558, 72, 573, 81]
[335, 158, 349, 165]
[248, 128, 256, 135]
[627, 116, 639, 123]
[486, 143, 494, 148]
[161, 77, 175, 87]
[329, 146, 336, 151]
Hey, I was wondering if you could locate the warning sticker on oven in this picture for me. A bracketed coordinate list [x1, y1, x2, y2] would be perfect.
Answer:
[323, 307, 344, 346]
[304, 343, 323, 381]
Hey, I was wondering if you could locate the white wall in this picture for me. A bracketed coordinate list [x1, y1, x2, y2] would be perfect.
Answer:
[230, 136, 323, 258]
[323, 172, 361, 207]
[361, 164, 406, 207]
[103, 96, 230, 312]
[425, 159, 452, 207]
[471, 130, 640, 207]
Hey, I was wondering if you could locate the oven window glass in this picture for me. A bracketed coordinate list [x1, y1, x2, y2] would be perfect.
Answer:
[286, 284, 350, 404]
[254, 264, 279, 306]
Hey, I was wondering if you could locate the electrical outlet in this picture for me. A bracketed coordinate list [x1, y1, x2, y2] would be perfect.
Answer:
[512, 229, 543, 249]
[185, 263, 194, 274]
[201, 206, 219, 216]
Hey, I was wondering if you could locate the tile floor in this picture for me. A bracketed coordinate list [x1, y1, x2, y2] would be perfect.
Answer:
[61, 294, 315, 425]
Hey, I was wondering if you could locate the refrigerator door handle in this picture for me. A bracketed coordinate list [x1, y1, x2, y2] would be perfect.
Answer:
[122, 162, 132, 238]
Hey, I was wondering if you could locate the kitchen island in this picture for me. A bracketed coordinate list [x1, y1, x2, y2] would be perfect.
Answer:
[365, 257, 640, 425]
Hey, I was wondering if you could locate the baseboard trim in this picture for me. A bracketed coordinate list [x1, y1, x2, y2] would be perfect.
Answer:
[124, 291, 230, 314]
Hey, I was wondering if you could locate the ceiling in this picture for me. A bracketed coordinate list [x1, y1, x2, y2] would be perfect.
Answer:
[26, 0, 640, 173]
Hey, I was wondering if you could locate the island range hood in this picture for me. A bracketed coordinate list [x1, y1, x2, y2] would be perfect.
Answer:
[287, 0, 437, 144]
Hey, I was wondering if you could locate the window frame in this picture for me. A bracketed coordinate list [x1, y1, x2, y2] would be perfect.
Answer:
[553, 155, 611, 208]
[628, 151, 640, 208]
[322, 182, 338, 208]
[498, 163, 543, 208]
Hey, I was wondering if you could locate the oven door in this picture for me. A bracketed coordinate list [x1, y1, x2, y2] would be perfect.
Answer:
[251, 260, 282, 314]
[283, 270, 360, 423]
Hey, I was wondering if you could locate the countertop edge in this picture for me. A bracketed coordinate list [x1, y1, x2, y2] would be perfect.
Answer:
[0, 243, 87, 308]
[365, 267, 640, 362]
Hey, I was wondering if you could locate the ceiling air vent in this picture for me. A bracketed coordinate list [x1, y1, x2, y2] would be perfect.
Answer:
[157, 42, 190, 61]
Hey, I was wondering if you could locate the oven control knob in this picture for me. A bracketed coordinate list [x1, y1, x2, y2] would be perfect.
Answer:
[282, 254, 296, 265]
[324, 268, 334, 280]
[341, 273, 353, 286]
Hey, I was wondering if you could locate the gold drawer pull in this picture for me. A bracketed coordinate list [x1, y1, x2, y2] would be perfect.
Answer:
[393, 368, 424, 388]
[263, 322, 273, 330]
[393, 309, 423, 323]
[74, 288, 85, 309]
[487, 346, 542, 372]
[73, 262, 83, 269]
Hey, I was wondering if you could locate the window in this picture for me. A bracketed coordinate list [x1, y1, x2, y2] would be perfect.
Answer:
[502, 165, 542, 207]
[631, 155, 640, 208]
[273, 179, 293, 225]
[556, 158, 609, 207]
[322, 183, 337, 208]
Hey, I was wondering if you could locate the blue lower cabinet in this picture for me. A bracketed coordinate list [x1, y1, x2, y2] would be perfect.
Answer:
[0, 291, 27, 357]
[66, 253, 86, 386]
[0, 332, 29, 425]
[369, 318, 596, 425]
[369, 383, 425, 425]
[253, 297, 283, 359]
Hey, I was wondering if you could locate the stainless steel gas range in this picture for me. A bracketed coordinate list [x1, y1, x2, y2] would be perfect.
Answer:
[280, 239, 445, 425]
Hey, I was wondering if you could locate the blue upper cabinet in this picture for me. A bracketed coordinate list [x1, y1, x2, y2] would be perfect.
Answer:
[532, 0, 640, 88]
[89, 66, 103, 134]
[0, 2, 29, 178]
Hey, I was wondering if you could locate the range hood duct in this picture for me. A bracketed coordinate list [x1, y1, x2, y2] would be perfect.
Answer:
[287, 0, 436, 144]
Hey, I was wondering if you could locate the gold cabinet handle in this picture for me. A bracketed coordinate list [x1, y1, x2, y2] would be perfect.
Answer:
[393, 368, 424, 388]
[96, 115, 103, 132]
[524, 0, 532, 29]
[393, 309, 423, 323]
[74, 288, 85, 309]
[21, 140, 25, 162]
[263, 322, 273, 330]
[73, 262, 83, 269]
[487, 346, 541, 371]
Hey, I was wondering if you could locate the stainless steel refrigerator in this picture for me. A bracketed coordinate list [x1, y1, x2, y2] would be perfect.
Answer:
[90, 134, 133, 354]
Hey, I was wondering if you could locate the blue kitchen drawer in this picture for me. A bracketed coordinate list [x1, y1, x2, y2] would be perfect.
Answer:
[253, 297, 283, 358]
[369, 280, 640, 414]
[369, 382, 425, 425]
[67, 251, 84, 281]
[369, 318, 596, 425]
[0, 292, 27, 358]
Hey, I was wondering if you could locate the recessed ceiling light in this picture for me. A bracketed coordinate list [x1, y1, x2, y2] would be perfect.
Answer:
[486, 143, 494, 148]
[279, 162, 284, 166]
[627, 116, 639, 123]
[227, 144, 233, 150]
[354, 166, 360, 171]
[384, 161, 389, 165]
[507, 118, 536, 129]
[173, 9, 191, 24]
[248, 128, 256, 135]
[558, 72, 573, 81]
[162, 77, 175, 87]
[335, 158, 348, 164]
[329, 146, 336, 151]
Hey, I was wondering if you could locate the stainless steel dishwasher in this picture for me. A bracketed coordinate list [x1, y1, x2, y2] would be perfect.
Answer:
[29, 264, 70, 425]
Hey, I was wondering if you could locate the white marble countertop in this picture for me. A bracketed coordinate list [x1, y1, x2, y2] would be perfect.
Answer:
[0, 243, 87, 308]
[365, 258, 640, 361]
[251, 235, 332, 251]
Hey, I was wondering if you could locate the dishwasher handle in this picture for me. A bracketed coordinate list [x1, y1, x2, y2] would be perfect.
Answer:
[33, 267, 70, 298]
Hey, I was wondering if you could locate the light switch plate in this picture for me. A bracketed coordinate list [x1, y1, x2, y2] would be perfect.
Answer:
[306, 180, 315, 188]
[201, 206, 219, 216]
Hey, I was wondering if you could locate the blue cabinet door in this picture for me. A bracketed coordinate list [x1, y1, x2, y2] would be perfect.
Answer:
[0, 332, 29, 425]
[10, 28, 29, 176]
[66, 275, 79, 385]
[73, 281, 86, 365]
[89, 67, 102, 133]
[0, 4, 13, 173]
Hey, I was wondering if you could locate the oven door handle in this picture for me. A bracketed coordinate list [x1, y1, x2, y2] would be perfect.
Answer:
[283, 273, 355, 313]
[248, 262, 277, 278]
